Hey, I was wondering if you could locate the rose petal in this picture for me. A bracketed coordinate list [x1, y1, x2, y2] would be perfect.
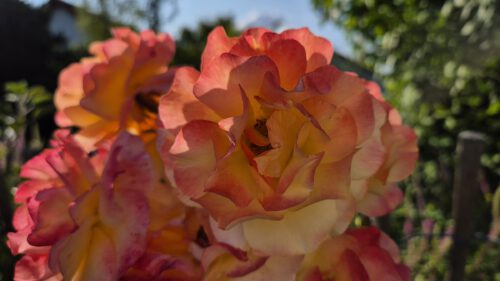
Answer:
[242, 199, 354, 255]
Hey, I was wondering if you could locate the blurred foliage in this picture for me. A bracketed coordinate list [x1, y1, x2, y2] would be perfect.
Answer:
[0, 0, 85, 91]
[0, 81, 54, 281]
[492, 185, 500, 238]
[313, 0, 500, 279]
[172, 17, 239, 68]
[76, 6, 120, 43]
[76, 0, 143, 43]
[78, 0, 178, 37]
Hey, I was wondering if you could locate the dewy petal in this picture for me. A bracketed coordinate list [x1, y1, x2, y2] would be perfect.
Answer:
[242, 199, 355, 255]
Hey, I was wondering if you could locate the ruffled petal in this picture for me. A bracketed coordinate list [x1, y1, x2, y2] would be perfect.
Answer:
[280, 27, 334, 72]
[159, 66, 218, 132]
[201, 26, 238, 71]
[242, 199, 354, 255]
[266, 39, 307, 91]
[27, 188, 75, 246]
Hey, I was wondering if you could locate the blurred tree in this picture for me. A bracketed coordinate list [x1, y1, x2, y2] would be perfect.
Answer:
[172, 17, 239, 68]
[78, 0, 178, 36]
[0, 0, 84, 146]
[76, 0, 135, 43]
[312, 0, 500, 279]
[146, 0, 178, 31]
[0, 0, 81, 91]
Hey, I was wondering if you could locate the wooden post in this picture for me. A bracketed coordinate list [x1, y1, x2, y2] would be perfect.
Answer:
[448, 131, 485, 281]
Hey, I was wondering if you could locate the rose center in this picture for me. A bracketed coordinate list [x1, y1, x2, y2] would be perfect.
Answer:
[135, 92, 160, 114]
[128, 92, 162, 135]
[254, 119, 268, 138]
[248, 119, 272, 155]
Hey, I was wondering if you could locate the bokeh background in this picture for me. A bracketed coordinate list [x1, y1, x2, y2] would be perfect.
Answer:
[1, 0, 499, 280]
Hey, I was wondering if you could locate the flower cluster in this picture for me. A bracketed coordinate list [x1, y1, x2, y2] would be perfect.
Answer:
[7, 26, 417, 281]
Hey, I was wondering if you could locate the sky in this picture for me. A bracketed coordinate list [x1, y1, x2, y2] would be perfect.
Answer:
[23, 0, 353, 57]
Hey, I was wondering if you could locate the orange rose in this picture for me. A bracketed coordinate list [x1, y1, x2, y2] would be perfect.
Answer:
[158, 27, 412, 256]
[8, 132, 195, 280]
[55, 28, 175, 150]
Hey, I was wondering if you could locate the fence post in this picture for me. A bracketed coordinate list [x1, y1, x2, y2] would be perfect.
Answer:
[448, 131, 485, 281]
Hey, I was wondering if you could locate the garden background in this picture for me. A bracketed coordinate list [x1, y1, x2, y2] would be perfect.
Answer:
[0, 0, 499, 280]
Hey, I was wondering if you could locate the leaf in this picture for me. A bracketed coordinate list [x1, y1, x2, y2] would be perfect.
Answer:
[4, 81, 28, 94]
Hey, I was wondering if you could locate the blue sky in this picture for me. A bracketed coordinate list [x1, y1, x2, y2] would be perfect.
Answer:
[24, 0, 353, 57]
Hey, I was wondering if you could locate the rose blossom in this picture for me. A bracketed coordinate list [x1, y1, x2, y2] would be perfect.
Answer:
[8, 132, 196, 280]
[55, 28, 175, 150]
[158, 27, 417, 256]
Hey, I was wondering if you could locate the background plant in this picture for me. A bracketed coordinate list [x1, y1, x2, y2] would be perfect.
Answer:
[312, 0, 500, 280]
